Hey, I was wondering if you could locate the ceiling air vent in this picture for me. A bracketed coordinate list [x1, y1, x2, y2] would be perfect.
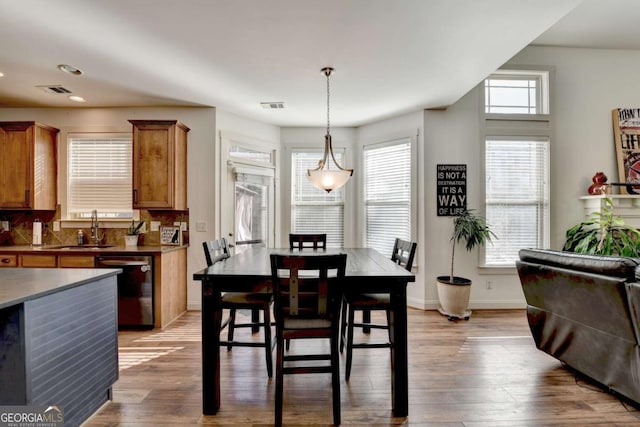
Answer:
[260, 102, 285, 109]
[36, 85, 72, 94]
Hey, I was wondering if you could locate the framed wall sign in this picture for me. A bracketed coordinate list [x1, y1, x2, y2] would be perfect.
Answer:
[160, 225, 182, 245]
[613, 108, 640, 194]
[436, 164, 467, 216]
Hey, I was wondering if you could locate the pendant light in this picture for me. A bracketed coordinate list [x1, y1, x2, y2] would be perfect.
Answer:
[307, 67, 353, 193]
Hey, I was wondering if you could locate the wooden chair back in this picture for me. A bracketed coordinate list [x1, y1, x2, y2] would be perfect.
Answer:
[289, 233, 327, 250]
[391, 238, 417, 271]
[270, 253, 346, 322]
[202, 238, 230, 267]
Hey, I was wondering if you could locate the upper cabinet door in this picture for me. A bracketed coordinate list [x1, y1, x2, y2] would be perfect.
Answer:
[130, 120, 189, 210]
[0, 122, 58, 210]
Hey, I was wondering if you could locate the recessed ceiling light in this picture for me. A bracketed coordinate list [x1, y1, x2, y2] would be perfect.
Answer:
[58, 64, 83, 76]
[68, 95, 86, 103]
[0, 72, 4, 78]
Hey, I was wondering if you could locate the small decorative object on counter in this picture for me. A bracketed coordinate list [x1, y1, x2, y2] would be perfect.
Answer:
[124, 220, 145, 247]
[588, 172, 609, 195]
[77, 229, 84, 245]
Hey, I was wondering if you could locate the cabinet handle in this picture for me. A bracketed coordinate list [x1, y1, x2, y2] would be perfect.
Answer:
[1, 258, 10, 264]
[133, 189, 138, 204]
[24, 189, 29, 205]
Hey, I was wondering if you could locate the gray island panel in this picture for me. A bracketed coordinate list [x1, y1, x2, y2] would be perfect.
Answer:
[0, 268, 120, 427]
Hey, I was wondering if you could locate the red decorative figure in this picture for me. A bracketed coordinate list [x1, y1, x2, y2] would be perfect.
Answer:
[588, 172, 609, 195]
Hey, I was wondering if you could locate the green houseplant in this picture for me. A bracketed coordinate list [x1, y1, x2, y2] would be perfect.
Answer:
[124, 220, 145, 247]
[437, 209, 496, 320]
[563, 197, 640, 256]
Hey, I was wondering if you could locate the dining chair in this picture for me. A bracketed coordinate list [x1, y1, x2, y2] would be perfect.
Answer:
[270, 253, 346, 426]
[202, 238, 274, 377]
[340, 238, 417, 380]
[289, 233, 327, 250]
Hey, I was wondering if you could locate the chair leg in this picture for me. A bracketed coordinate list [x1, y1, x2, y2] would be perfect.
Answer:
[251, 308, 260, 333]
[331, 330, 341, 425]
[362, 308, 371, 333]
[340, 296, 348, 353]
[263, 304, 273, 378]
[227, 309, 237, 351]
[345, 304, 355, 381]
[275, 333, 284, 427]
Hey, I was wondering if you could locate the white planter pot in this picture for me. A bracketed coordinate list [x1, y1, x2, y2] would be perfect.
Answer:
[436, 276, 472, 320]
[124, 235, 139, 247]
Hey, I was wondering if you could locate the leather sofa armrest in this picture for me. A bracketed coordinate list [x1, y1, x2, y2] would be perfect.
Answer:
[626, 282, 640, 345]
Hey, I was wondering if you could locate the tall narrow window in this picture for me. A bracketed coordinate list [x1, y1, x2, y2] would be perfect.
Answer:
[485, 138, 549, 266]
[364, 139, 412, 256]
[67, 133, 133, 219]
[291, 150, 345, 248]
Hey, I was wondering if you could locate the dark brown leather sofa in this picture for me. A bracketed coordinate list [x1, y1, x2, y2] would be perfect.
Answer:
[516, 248, 640, 405]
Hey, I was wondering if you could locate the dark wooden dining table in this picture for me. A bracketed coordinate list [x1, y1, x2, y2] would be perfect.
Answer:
[193, 246, 416, 417]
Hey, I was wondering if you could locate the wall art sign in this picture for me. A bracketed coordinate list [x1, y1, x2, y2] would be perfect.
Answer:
[160, 225, 182, 245]
[613, 108, 640, 194]
[437, 164, 467, 216]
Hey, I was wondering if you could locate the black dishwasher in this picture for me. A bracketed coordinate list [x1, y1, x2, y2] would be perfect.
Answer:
[97, 255, 154, 328]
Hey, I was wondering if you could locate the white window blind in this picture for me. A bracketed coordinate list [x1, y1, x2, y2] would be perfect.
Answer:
[67, 134, 133, 219]
[364, 139, 411, 256]
[291, 150, 345, 248]
[485, 138, 549, 266]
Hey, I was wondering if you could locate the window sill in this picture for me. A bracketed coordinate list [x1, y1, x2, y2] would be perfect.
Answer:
[478, 265, 517, 275]
[60, 219, 134, 229]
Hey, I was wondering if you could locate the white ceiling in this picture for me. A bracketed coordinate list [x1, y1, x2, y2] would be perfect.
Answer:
[0, 0, 637, 127]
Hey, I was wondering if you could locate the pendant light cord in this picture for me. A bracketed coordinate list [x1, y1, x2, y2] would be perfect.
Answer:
[326, 69, 331, 135]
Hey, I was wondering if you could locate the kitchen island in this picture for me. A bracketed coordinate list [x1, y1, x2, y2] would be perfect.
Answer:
[0, 268, 120, 427]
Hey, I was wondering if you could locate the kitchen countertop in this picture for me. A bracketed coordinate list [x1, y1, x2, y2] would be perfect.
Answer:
[0, 244, 188, 254]
[0, 267, 121, 309]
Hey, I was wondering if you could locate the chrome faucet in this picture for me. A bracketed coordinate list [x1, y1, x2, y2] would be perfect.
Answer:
[90, 209, 103, 245]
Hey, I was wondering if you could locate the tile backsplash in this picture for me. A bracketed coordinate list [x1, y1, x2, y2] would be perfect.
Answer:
[0, 205, 189, 246]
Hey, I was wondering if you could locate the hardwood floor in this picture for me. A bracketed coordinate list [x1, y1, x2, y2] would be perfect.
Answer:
[84, 309, 640, 426]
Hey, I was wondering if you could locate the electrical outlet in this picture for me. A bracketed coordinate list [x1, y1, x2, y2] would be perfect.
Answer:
[486, 280, 492, 290]
[196, 221, 207, 232]
[53, 221, 60, 231]
[180, 222, 187, 231]
[0, 221, 9, 231]
[150, 221, 161, 232]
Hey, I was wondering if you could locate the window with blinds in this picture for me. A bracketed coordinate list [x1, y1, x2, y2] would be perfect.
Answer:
[67, 133, 133, 219]
[364, 139, 412, 256]
[485, 138, 549, 266]
[291, 150, 345, 248]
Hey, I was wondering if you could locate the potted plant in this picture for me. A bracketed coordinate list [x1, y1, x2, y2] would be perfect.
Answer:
[124, 220, 145, 247]
[437, 209, 496, 320]
[563, 197, 640, 256]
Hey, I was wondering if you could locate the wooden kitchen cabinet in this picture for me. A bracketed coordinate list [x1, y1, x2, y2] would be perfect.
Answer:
[59, 255, 96, 268]
[130, 120, 189, 210]
[0, 255, 17, 267]
[21, 254, 57, 268]
[0, 122, 58, 210]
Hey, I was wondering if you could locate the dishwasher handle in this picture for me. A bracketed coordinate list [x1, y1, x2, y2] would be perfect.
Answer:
[98, 259, 150, 272]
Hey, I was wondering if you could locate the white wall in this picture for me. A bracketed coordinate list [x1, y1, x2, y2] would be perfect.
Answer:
[507, 45, 639, 247]
[418, 45, 640, 310]
[422, 89, 525, 310]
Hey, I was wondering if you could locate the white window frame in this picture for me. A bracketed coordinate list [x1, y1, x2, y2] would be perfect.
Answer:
[481, 68, 553, 269]
[363, 137, 413, 257]
[485, 69, 550, 118]
[290, 148, 346, 248]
